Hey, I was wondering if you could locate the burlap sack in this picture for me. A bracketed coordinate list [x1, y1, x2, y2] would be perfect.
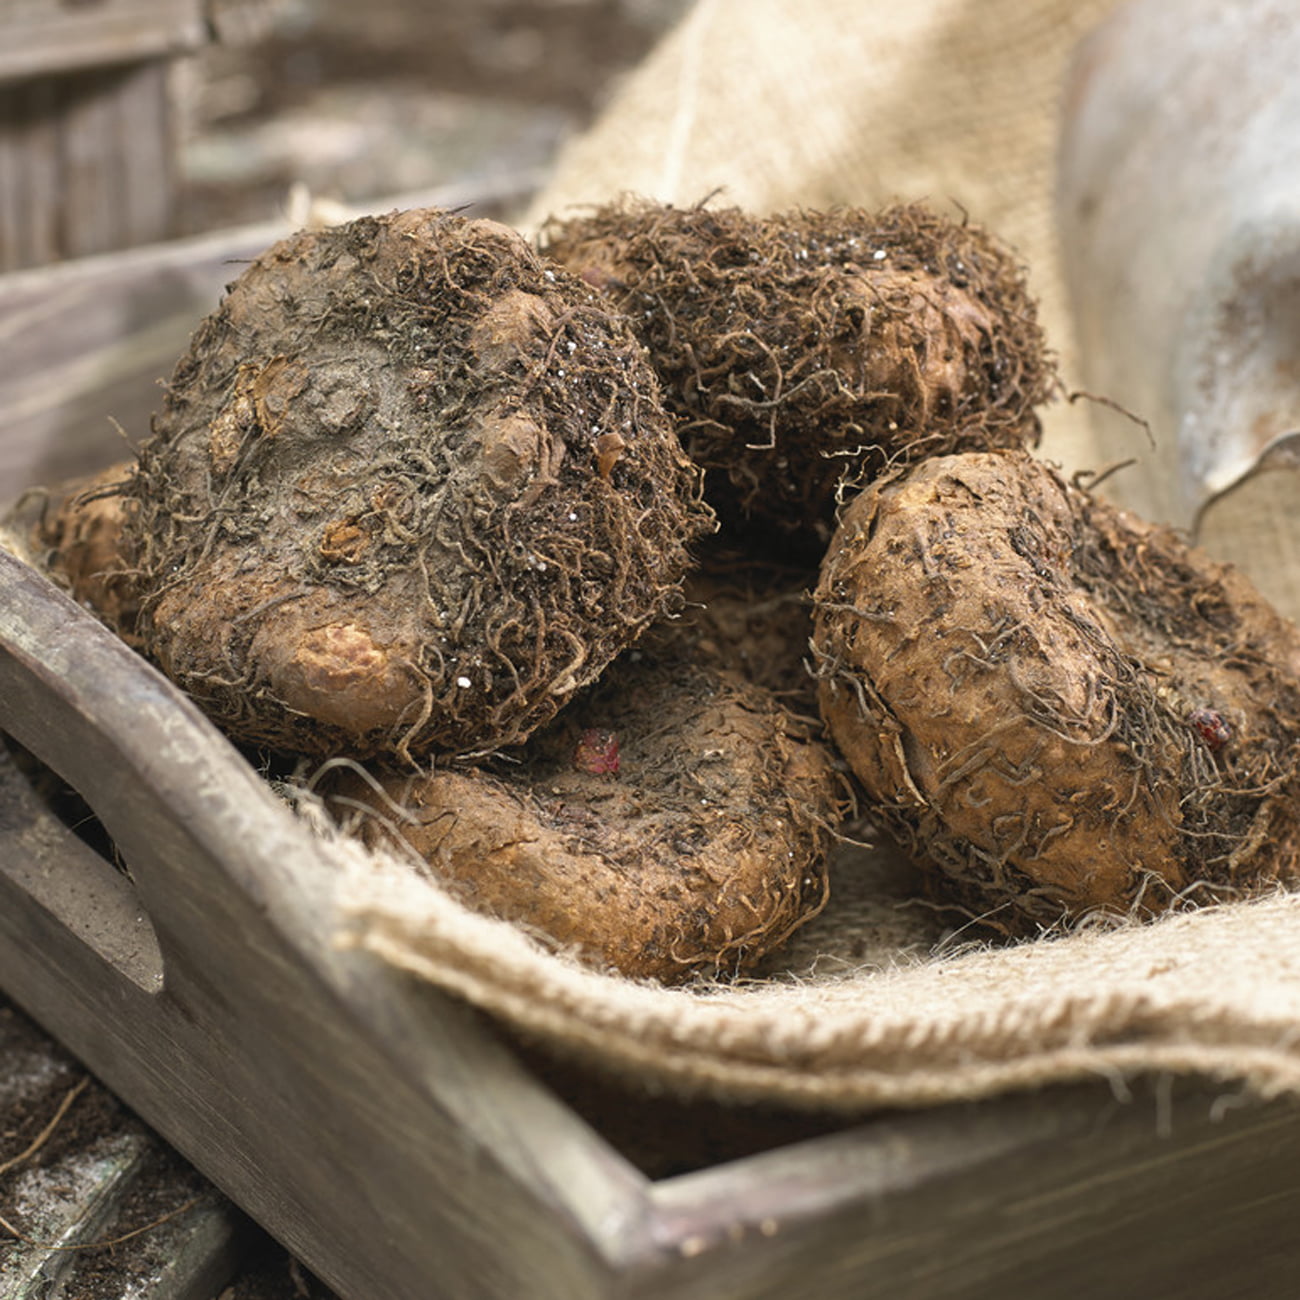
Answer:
[337, 0, 1300, 1111]
[340, 843, 1300, 1111]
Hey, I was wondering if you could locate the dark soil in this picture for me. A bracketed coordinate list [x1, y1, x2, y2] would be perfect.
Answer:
[218, 1240, 338, 1300]
[0, 1004, 116, 1174]
[0, 1000, 338, 1299]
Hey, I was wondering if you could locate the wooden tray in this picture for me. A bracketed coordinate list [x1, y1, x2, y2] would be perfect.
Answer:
[2, 219, 1300, 1300]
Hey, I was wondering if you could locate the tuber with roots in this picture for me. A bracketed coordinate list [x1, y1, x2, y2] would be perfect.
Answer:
[30, 461, 141, 645]
[123, 207, 713, 761]
[812, 450, 1300, 932]
[323, 637, 850, 983]
[541, 199, 1053, 549]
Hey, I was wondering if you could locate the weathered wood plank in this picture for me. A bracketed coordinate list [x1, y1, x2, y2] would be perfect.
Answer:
[0, 61, 177, 272]
[15, 78, 61, 269]
[113, 60, 175, 255]
[0, 84, 22, 269]
[60, 66, 130, 259]
[205, 0, 291, 46]
[0, 0, 205, 83]
[630, 1080, 1300, 1299]
[0, 221, 270, 477]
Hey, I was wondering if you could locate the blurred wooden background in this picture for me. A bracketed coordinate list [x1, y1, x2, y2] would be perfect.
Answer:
[0, 0, 691, 271]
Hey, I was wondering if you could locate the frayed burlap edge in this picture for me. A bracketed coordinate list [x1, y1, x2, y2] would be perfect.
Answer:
[334, 847, 1300, 1113]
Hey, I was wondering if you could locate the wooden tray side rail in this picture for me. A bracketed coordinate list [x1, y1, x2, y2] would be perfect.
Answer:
[0, 551, 653, 1300]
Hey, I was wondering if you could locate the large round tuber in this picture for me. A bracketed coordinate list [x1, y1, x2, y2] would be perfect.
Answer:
[125, 208, 713, 760]
[541, 199, 1053, 547]
[323, 643, 850, 983]
[812, 450, 1300, 931]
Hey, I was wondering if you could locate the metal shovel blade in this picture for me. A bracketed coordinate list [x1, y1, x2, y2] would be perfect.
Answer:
[1057, 0, 1300, 614]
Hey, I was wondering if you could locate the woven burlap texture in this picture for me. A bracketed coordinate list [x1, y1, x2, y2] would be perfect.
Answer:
[340, 845, 1300, 1111]
[338, 0, 1300, 1111]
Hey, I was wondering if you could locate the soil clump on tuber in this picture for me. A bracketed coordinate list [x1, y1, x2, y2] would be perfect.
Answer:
[812, 450, 1300, 932]
[123, 207, 713, 761]
[541, 199, 1053, 549]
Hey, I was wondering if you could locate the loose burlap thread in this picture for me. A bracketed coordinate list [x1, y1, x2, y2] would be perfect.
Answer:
[338, 0, 1300, 1111]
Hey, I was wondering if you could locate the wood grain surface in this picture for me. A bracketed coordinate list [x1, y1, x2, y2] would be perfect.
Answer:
[0, 0, 204, 84]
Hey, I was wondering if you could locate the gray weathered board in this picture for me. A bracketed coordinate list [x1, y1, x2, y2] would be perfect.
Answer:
[0, 0, 203, 84]
[0, 0, 199, 272]
[0, 214, 1299, 1300]
[0, 0, 294, 272]
[0, 996, 251, 1300]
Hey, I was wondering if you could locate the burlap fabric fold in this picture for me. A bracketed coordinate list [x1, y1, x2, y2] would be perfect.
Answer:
[338, 0, 1300, 1111]
[340, 842, 1300, 1110]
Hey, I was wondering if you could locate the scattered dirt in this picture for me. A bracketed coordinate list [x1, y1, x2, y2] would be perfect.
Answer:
[51, 1153, 212, 1300]
[218, 1239, 338, 1300]
[0, 1004, 197, 1298]
[0, 1001, 339, 1299]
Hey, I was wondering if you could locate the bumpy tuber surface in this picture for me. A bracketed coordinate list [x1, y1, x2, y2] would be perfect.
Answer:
[812, 450, 1300, 931]
[541, 199, 1053, 547]
[125, 207, 713, 760]
[324, 640, 850, 983]
[34, 461, 141, 644]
